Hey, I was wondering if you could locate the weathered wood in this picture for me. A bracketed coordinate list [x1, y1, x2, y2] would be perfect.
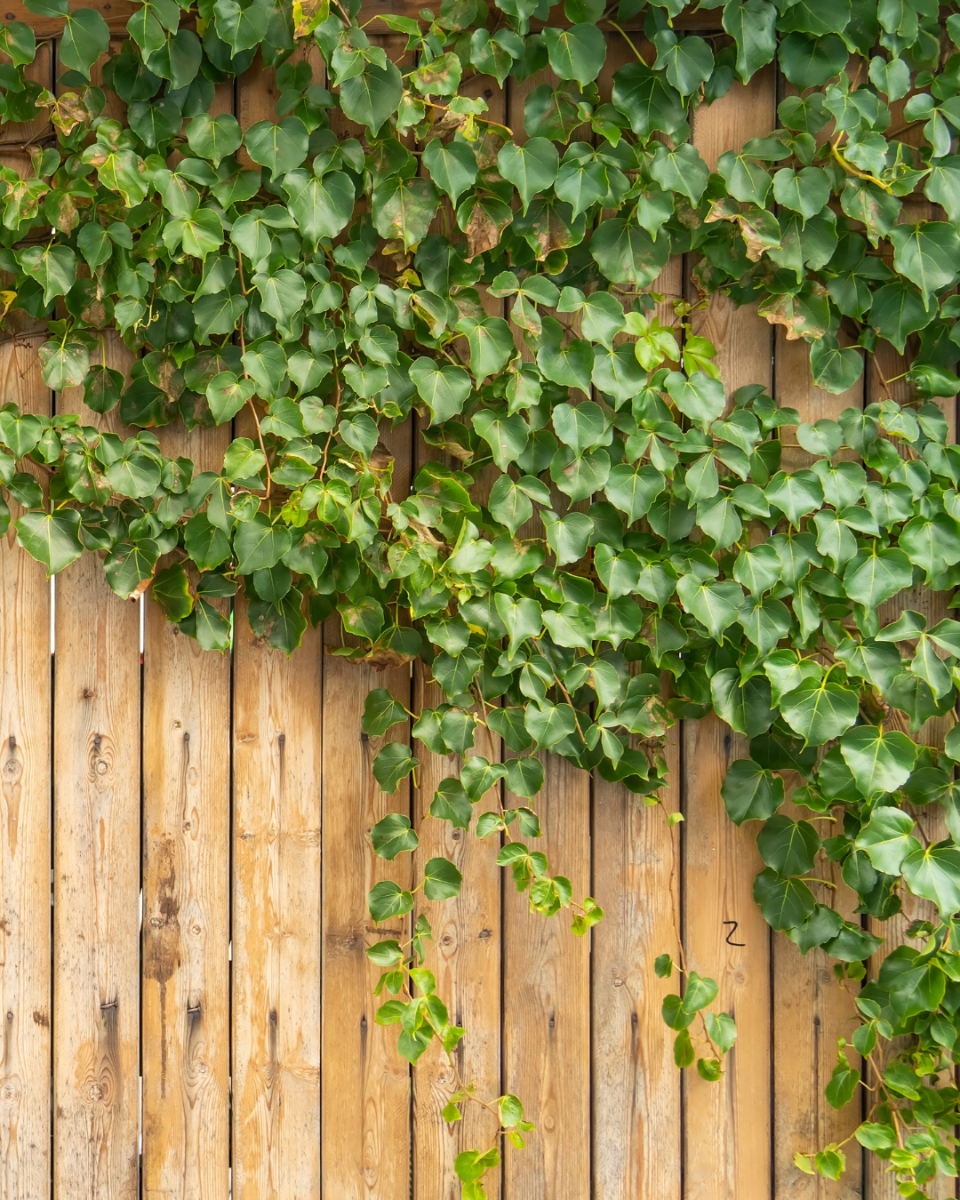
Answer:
[320, 650, 414, 1199]
[679, 64, 777, 1200]
[231, 608, 324, 1199]
[0, 42, 54, 1200]
[0, 327, 51, 1200]
[53, 334, 140, 1200]
[141, 428, 232, 1200]
[411, 677, 502, 1200]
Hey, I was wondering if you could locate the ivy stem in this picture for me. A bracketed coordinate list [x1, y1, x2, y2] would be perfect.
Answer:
[608, 22, 648, 65]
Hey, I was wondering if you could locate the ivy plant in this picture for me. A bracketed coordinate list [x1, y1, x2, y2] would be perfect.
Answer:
[5, 0, 960, 1191]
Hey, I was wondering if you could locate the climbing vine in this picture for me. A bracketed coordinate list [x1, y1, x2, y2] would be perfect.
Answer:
[4, 0, 960, 1189]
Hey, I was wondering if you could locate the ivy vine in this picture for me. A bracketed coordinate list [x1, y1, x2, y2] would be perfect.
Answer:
[5, 0, 960, 1190]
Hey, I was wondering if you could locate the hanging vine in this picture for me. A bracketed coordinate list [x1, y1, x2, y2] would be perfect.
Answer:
[2, 0, 960, 1190]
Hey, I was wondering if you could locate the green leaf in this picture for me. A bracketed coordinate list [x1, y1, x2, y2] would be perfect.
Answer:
[903, 842, 960, 914]
[840, 725, 917, 796]
[104, 538, 159, 600]
[371, 813, 419, 860]
[757, 814, 819, 876]
[458, 316, 514, 383]
[779, 678, 859, 744]
[422, 137, 477, 204]
[843, 546, 912, 608]
[244, 116, 309, 176]
[423, 856, 463, 901]
[524, 702, 577, 749]
[723, 0, 777, 82]
[590, 217, 670, 288]
[498, 138, 559, 215]
[16, 509, 83, 575]
[676, 575, 743, 639]
[753, 867, 816, 930]
[373, 177, 439, 251]
[665, 372, 725, 430]
[889, 222, 960, 306]
[542, 23, 606, 85]
[368, 880, 414, 923]
[60, 9, 110, 79]
[855, 806, 920, 875]
[825, 1052, 860, 1110]
[721, 759, 785, 824]
[340, 61, 403, 134]
[39, 340, 89, 391]
[362, 688, 408, 736]
[611, 61, 686, 139]
[234, 513, 292, 573]
[372, 742, 418, 794]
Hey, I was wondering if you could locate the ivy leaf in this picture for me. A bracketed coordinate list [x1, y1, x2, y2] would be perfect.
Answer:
[524, 701, 577, 748]
[676, 575, 743, 639]
[721, 759, 785, 825]
[542, 23, 606, 85]
[187, 112, 242, 167]
[244, 116, 309, 176]
[779, 678, 859, 744]
[843, 546, 913, 608]
[368, 880, 414, 923]
[890, 223, 960, 306]
[753, 868, 816, 931]
[423, 856, 463, 901]
[206, 372, 254, 425]
[284, 170, 355, 244]
[855, 806, 920, 875]
[457, 316, 515, 383]
[665, 372, 725, 430]
[649, 143, 709, 203]
[409, 358, 472, 424]
[16, 509, 83, 575]
[371, 813, 419, 860]
[902, 842, 960, 914]
[104, 538, 160, 600]
[362, 688, 408, 737]
[722, 0, 777, 82]
[340, 61, 403, 134]
[372, 177, 439, 251]
[498, 138, 559, 215]
[590, 218, 670, 288]
[60, 9, 110, 80]
[611, 61, 686, 139]
[757, 815, 819, 876]
[253, 269, 307, 324]
[372, 742, 418, 794]
[39, 340, 89, 391]
[840, 725, 917, 796]
[422, 138, 477, 204]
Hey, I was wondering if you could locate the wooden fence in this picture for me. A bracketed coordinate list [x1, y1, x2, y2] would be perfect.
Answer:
[0, 5, 952, 1198]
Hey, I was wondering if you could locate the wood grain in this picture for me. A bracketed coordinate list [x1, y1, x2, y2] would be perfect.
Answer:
[0, 328, 52, 1200]
[232, 609, 323, 1199]
[681, 62, 777, 1200]
[141, 428, 231, 1200]
[319, 651, 414, 1200]
[53, 333, 140, 1200]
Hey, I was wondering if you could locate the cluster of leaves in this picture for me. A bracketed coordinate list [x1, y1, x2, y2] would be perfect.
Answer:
[4, 0, 960, 1190]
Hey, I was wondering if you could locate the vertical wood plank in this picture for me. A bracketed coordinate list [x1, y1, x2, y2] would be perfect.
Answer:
[501, 753, 591, 1200]
[141, 437, 231, 1200]
[0, 328, 52, 1199]
[0, 40, 54, 1198]
[320, 651, 413, 1200]
[683, 65, 776, 1200]
[320, 391, 413, 1197]
[232, 614, 323, 1198]
[591, 735, 682, 1200]
[140, 74, 234, 1200]
[53, 334, 140, 1200]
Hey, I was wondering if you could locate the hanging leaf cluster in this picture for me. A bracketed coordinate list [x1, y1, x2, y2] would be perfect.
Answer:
[4, 0, 960, 1190]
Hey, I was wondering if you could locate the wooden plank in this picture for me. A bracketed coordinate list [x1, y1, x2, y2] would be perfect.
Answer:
[139, 71, 234, 1200]
[0, 327, 52, 1200]
[141, 427, 232, 1196]
[0, 40, 54, 1200]
[320, 651, 414, 1199]
[771, 810, 863, 1200]
[682, 64, 777, 1200]
[319, 325, 413, 1196]
[52, 333, 141, 1200]
[592, 37, 685, 1189]
[591, 741, 682, 1200]
[231, 607, 323, 1199]
[411, 679, 502, 1200]
[501, 754, 591, 1199]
